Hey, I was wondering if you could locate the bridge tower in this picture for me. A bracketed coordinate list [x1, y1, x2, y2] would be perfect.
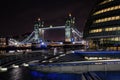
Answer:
[65, 13, 75, 42]
[33, 18, 44, 43]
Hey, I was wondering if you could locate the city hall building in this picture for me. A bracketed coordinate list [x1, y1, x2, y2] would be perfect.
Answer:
[84, 0, 120, 51]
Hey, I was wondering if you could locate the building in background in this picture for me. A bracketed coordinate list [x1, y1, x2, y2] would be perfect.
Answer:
[0, 37, 8, 54]
[84, 0, 120, 51]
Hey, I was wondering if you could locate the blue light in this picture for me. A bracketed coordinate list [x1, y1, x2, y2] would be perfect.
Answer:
[41, 42, 45, 45]
[31, 71, 39, 77]
[31, 71, 81, 80]
[71, 38, 74, 42]
[60, 42, 63, 45]
[40, 39, 42, 42]
[47, 73, 58, 79]
[40, 42, 47, 49]
[31, 71, 45, 77]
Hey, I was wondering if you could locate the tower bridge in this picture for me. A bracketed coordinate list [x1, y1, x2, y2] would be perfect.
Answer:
[8, 14, 85, 48]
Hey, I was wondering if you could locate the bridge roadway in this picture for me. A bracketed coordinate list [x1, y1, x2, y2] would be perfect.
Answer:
[29, 59, 120, 73]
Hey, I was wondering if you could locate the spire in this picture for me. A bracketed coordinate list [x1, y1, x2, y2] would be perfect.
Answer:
[34, 18, 44, 28]
[65, 13, 75, 27]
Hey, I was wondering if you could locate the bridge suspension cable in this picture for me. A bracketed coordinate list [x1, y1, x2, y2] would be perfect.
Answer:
[21, 31, 35, 43]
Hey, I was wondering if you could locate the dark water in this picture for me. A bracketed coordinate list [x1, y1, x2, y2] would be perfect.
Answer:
[0, 67, 120, 80]
[0, 67, 81, 80]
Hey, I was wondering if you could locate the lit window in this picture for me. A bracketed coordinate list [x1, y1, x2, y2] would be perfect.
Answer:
[99, 0, 114, 5]
[93, 5, 120, 15]
[118, 27, 120, 30]
[105, 28, 108, 31]
[116, 16, 120, 19]
[104, 26, 120, 32]
[113, 27, 115, 30]
[110, 38, 112, 41]
[89, 29, 102, 33]
[94, 16, 120, 23]
[115, 37, 119, 41]
[109, 28, 113, 31]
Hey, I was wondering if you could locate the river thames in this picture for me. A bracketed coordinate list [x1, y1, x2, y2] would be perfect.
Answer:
[0, 67, 120, 80]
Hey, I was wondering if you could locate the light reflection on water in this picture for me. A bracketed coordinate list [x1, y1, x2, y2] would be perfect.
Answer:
[0, 67, 33, 80]
[9, 68, 22, 80]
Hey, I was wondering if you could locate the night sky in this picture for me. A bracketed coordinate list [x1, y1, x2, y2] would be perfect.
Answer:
[0, 0, 98, 37]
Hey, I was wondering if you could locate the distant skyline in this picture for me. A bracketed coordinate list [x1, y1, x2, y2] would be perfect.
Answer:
[0, 0, 98, 36]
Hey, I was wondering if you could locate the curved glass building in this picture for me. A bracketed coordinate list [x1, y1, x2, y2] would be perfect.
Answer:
[84, 0, 120, 51]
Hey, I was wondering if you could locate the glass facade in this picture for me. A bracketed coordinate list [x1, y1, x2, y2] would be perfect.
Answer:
[84, 0, 120, 51]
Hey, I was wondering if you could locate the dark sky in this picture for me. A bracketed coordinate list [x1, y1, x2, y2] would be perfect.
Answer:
[0, 0, 97, 36]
